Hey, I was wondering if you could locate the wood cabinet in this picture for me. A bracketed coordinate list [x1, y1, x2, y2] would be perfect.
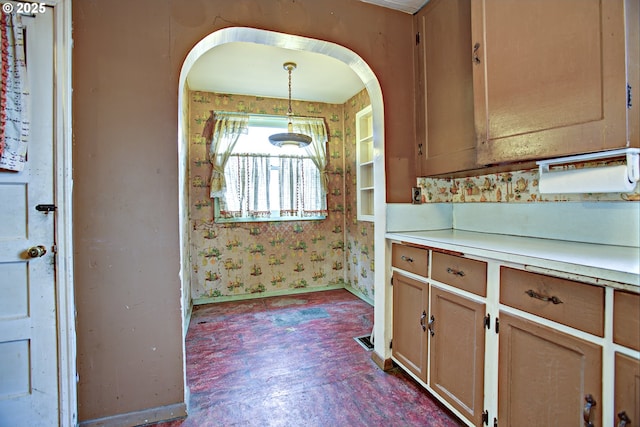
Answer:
[414, 0, 476, 176]
[615, 352, 640, 427]
[412, 0, 639, 178]
[392, 273, 429, 381]
[471, 0, 639, 165]
[498, 312, 602, 427]
[429, 286, 485, 426]
[389, 240, 639, 426]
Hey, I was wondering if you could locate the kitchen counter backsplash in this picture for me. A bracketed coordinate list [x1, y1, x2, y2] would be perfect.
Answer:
[417, 161, 639, 203]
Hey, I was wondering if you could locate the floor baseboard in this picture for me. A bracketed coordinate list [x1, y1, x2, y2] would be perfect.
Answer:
[79, 402, 187, 427]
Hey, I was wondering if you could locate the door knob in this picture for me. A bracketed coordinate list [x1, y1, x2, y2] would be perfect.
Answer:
[27, 245, 47, 258]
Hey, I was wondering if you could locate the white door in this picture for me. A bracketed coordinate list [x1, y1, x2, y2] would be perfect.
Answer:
[0, 7, 58, 427]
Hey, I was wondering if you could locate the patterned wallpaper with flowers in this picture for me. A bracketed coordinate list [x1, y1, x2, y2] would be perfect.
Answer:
[417, 160, 640, 203]
[188, 89, 374, 303]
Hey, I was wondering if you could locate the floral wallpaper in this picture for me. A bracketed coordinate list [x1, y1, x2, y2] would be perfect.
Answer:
[343, 90, 374, 302]
[417, 161, 640, 203]
[188, 90, 374, 303]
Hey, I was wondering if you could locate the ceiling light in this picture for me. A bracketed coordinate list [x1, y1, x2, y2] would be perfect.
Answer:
[268, 62, 312, 148]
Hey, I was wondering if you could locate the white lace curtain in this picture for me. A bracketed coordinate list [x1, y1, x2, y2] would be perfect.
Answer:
[220, 154, 326, 219]
[221, 154, 272, 218]
[203, 111, 329, 199]
[0, 12, 30, 171]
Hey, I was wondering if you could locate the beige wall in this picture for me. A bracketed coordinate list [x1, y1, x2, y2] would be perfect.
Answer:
[72, 0, 413, 423]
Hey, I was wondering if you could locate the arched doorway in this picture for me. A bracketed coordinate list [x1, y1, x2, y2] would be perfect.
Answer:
[176, 27, 388, 398]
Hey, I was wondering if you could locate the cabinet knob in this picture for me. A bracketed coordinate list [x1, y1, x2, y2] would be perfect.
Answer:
[617, 411, 630, 427]
[428, 315, 435, 337]
[446, 267, 465, 277]
[473, 42, 481, 65]
[420, 310, 427, 331]
[583, 394, 596, 427]
[525, 289, 563, 305]
[401, 255, 414, 263]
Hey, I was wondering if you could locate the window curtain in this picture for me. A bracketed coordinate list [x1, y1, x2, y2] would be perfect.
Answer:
[0, 11, 29, 171]
[247, 154, 271, 217]
[220, 154, 271, 219]
[279, 156, 327, 218]
[202, 111, 249, 198]
[292, 117, 329, 194]
[279, 156, 300, 217]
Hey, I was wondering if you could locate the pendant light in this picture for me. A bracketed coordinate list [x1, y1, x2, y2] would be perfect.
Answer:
[268, 62, 312, 148]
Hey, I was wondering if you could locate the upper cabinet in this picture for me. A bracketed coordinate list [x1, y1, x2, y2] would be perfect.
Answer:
[414, 0, 639, 176]
[415, 0, 476, 176]
[472, 0, 638, 166]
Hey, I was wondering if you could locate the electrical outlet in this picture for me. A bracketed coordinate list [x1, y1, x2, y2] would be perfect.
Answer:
[411, 187, 422, 204]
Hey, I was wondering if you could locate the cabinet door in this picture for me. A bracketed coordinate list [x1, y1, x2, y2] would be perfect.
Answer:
[472, 0, 633, 165]
[498, 312, 602, 427]
[415, 0, 476, 176]
[392, 273, 429, 381]
[615, 353, 640, 427]
[430, 286, 485, 425]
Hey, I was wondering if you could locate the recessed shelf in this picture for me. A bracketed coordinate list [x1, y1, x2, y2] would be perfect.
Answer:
[356, 105, 374, 221]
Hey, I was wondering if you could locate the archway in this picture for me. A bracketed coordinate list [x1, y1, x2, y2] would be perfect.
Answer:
[177, 27, 388, 398]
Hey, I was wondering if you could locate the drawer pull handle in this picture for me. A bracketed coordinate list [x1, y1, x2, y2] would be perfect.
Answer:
[617, 411, 630, 427]
[525, 289, 563, 305]
[446, 267, 465, 277]
[428, 315, 435, 337]
[583, 394, 596, 427]
[401, 255, 414, 263]
[420, 310, 427, 331]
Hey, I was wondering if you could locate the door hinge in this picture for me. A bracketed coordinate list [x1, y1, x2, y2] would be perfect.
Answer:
[418, 143, 423, 156]
[416, 31, 420, 45]
[484, 314, 491, 329]
[389, 339, 392, 349]
[628, 84, 633, 109]
[390, 277, 394, 286]
[494, 417, 498, 427]
[482, 410, 489, 425]
[495, 317, 499, 334]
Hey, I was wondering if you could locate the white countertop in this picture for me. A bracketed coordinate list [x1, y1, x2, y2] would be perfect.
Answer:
[386, 229, 640, 288]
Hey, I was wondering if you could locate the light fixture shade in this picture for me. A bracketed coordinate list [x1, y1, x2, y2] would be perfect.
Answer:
[268, 132, 312, 148]
[269, 121, 312, 147]
[269, 62, 312, 148]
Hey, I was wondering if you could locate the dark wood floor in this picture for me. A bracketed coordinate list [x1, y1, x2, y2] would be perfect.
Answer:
[148, 289, 461, 427]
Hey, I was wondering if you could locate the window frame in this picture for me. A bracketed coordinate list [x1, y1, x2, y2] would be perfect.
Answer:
[212, 116, 328, 224]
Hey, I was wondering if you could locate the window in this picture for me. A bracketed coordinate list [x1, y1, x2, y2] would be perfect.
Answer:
[211, 115, 328, 223]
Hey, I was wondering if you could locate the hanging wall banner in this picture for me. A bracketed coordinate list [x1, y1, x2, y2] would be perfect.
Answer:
[0, 12, 30, 171]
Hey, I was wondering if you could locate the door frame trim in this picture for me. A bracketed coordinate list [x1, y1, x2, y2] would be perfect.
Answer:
[44, 0, 76, 425]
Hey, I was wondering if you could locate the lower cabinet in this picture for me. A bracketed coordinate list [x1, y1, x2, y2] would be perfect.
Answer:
[390, 242, 639, 427]
[430, 286, 485, 426]
[498, 312, 602, 427]
[392, 273, 429, 381]
[615, 352, 640, 427]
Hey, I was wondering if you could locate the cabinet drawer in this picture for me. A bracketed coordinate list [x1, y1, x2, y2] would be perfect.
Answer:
[614, 290, 640, 351]
[391, 244, 428, 277]
[500, 267, 604, 337]
[431, 252, 487, 297]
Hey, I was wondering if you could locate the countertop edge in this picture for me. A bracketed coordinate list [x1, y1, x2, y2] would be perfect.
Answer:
[386, 230, 640, 289]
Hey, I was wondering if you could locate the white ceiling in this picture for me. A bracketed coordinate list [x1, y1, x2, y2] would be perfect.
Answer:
[187, 42, 366, 104]
[186, 0, 425, 104]
[359, 0, 427, 14]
